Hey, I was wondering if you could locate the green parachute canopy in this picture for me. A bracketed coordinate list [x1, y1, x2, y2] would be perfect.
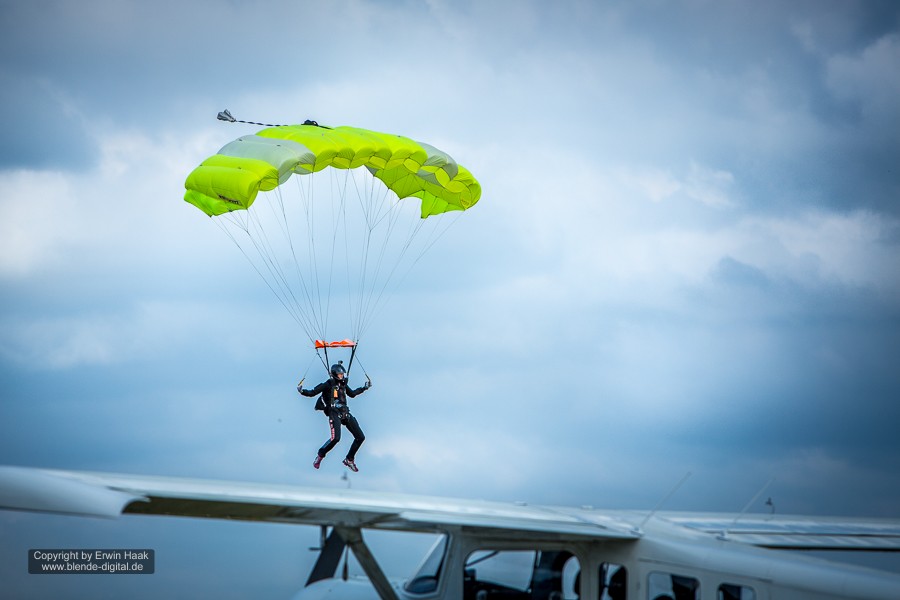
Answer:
[184, 124, 481, 219]
[183, 121, 481, 349]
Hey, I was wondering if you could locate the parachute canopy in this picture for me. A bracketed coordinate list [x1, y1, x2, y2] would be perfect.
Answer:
[184, 124, 481, 220]
[182, 120, 481, 349]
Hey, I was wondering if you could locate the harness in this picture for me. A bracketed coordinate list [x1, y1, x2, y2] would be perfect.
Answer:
[327, 381, 350, 420]
[332, 385, 347, 410]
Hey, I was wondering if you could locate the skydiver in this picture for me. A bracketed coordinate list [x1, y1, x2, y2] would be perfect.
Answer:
[298, 361, 371, 472]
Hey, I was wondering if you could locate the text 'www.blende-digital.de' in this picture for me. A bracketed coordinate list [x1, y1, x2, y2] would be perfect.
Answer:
[29, 549, 155, 574]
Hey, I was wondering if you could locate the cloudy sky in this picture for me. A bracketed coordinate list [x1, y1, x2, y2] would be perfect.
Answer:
[2, 0, 899, 597]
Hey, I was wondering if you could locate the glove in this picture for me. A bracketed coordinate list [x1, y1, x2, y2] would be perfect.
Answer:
[364, 379, 372, 389]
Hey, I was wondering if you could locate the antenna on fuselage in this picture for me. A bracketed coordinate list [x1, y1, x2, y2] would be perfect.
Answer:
[718, 477, 776, 541]
[633, 471, 692, 535]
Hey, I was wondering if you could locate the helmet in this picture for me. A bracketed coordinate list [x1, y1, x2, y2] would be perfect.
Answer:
[330, 362, 346, 380]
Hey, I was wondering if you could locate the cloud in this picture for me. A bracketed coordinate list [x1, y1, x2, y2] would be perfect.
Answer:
[1, 0, 899, 569]
[0, 73, 98, 170]
[734, 210, 900, 293]
[0, 300, 258, 370]
[826, 33, 900, 128]
[709, 256, 771, 289]
[0, 125, 233, 279]
[0, 170, 80, 276]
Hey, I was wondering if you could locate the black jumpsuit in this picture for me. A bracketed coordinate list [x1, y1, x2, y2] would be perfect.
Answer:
[299, 378, 368, 460]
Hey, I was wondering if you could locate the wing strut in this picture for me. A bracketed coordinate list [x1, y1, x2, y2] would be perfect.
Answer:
[335, 526, 400, 600]
[305, 527, 347, 586]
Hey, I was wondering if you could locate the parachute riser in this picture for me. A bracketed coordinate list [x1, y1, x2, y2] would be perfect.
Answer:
[345, 344, 372, 387]
[314, 345, 330, 376]
[346, 344, 357, 376]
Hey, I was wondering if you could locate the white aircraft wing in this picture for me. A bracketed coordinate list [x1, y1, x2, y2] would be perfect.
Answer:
[0, 466, 638, 543]
[660, 512, 900, 551]
[3, 466, 899, 553]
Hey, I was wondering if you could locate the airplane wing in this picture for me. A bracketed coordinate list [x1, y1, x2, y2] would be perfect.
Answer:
[6, 465, 900, 600]
[659, 512, 900, 551]
[4, 465, 898, 553]
[0, 466, 638, 543]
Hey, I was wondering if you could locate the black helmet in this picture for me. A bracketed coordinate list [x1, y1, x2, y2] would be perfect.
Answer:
[330, 362, 346, 379]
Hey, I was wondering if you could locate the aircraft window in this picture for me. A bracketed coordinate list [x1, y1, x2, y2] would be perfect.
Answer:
[464, 550, 580, 600]
[404, 535, 448, 595]
[600, 562, 627, 600]
[561, 555, 580, 599]
[717, 583, 755, 600]
[647, 572, 699, 600]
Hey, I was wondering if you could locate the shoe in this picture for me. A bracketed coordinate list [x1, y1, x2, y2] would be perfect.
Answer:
[342, 458, 358, 472]
[313, 455, 323, 469]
